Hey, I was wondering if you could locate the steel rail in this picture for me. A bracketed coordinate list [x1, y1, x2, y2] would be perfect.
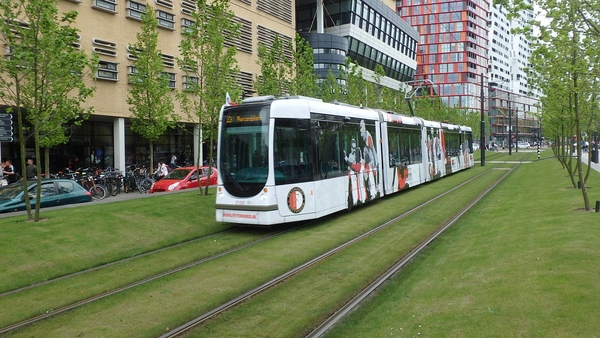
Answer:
[306, 156, 531, 337]
[0, 228, 238, 298]
[160, 164, 501, 338]
[0, 226, 301, 335]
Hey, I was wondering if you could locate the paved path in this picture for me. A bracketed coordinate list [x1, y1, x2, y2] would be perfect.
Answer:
[581, 152, 600, 173]
[0, 186, 209, 219]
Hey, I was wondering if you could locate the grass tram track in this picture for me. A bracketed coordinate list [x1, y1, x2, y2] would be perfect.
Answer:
[2, 156, 526, 337]
[160, 158, 526, 337]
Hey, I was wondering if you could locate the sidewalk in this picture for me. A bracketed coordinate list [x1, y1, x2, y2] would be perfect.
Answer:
[0, 186, 209, 219]
[580, 152, 600, 173]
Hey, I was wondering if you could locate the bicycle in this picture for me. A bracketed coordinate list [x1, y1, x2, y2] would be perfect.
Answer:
[76, 167, 107, 200]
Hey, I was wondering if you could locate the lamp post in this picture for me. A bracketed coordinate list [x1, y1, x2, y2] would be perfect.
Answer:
[515, 107, 519, 153]
[508, 94, 512, 156]
[480, 73, 485, 166]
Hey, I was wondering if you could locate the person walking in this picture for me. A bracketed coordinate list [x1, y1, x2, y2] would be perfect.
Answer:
[3, 159, 16, 184]
[154, 162, 168, 180]
[170, 153, 177, 170]
[26, 158, 37, 180]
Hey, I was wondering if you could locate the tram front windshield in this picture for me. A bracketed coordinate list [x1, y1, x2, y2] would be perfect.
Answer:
[219, 103, 270, 197]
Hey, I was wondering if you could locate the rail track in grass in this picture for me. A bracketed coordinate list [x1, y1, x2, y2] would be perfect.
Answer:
[1, 156, 530, 336]
[161, 157, 530, 337]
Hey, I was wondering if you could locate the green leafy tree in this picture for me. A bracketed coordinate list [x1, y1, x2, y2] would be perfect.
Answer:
[177, 0, 240, 196]
[342, 58, 372, 107]
[127, 5, 177, 173]
[255, 35, 292, 96]
[0, 0, 96, 221]
[499, 0, 600, 211]
[319, 68, 343, 103]
[290, 34, 319, 97]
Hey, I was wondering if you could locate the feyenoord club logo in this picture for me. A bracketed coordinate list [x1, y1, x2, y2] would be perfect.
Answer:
[287, 187, 305, 213]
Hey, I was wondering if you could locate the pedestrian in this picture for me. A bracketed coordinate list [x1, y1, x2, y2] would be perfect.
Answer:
[170, 153, 177, 170]
[154, 161, 168, 180]
[26, 158, 37, 180]
[0, 159, 6, 186]
[3, 159, 16, 184]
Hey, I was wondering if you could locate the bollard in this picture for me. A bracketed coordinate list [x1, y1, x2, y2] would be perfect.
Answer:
[596, 201, 600, 213]
[577, 181, 581, 189]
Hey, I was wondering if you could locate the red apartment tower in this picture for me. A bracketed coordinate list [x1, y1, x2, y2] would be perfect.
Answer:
[397, 0, 489, 110]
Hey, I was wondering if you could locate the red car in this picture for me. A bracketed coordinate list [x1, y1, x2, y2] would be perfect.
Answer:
[149, 166, 218, 193]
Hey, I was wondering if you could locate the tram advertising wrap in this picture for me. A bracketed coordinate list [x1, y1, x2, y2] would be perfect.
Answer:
[216, 95, 474, 225]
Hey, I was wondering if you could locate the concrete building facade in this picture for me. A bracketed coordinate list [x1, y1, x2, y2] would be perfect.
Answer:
[1, 0, 295, 173]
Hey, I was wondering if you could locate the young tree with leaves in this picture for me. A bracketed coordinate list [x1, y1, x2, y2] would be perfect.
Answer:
[342, 58, 372, 107]
[177, 0, 240, 196]
[127, 5, 177, 175]
[0, 0, 96, 221]
[255, 35, 292, 97]
[290, 34, 319, 97]
[319, 69, 343, 103]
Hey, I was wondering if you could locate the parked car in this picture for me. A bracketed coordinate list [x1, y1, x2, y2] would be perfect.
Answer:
[0, 179, 92, 213]
[149, 166, 218, 193]
[517, 141, 531, 149]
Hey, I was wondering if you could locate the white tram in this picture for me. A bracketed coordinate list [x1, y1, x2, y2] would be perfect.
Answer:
[215, 96, 474, 225]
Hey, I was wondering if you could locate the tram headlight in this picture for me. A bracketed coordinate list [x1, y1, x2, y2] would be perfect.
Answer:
[260, 194, 266, 201]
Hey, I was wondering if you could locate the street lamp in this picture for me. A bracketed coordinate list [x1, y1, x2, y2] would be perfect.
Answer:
[480, 73, 485, 166]
[508, 95, 512, 156]
[515, 107, 519, 153]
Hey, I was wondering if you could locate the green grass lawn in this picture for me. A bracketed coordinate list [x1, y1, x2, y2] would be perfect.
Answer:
[0, 188, 228, 292]
[3, 152, 600, 337]
[326, 150, 600, 337]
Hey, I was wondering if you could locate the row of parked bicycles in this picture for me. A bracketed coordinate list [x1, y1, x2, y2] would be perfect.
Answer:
[52, 164, 157, 200]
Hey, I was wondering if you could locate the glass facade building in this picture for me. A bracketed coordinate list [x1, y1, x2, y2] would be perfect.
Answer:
[296, 0, 419, 88]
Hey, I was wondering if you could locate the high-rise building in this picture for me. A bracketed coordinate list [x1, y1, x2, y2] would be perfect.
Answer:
[397, 0, 489, 109]
[397, 0, 540, 145]
[296, 0, 419, 90]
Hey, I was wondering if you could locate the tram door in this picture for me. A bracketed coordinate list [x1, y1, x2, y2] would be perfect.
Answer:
[273, 118, 316, 218]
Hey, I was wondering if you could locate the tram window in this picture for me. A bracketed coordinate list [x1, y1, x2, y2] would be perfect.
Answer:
[444, 131, 460, 156]
[466, 132, 474, 153]
[314, 120, 344, 180]
[409, 130, 422, 163]
[388, 126, 422, 165]
[274, 119, 311, 185]
[388, 127, 401, 167]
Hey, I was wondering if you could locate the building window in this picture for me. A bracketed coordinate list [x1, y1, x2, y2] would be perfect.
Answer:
[163, 72, 176, 89]
[93, 0, 117, 12]
[182, 75, 198, 90]
[157, 10, 175, 29]
[127, 1, 146, 20]
[181, 18, 195, 31]
[98, 61, 118, 81]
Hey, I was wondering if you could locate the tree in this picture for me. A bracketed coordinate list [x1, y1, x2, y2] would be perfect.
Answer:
[0, 0, 96, 221]
[127, 5, 177, 175]
[290, 34, 319, 97]
[255, 34, 292, 96]
[319, 68, 343, 103]
[342, 58, 372, 107]
[178, 0, 240, 196]
[517, 0, 599, 210]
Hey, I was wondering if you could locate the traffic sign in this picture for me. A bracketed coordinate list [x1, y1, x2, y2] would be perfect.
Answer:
[0, 114, 14, 142]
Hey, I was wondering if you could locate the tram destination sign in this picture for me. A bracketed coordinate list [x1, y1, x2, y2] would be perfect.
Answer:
[0, 113, 14, 142]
